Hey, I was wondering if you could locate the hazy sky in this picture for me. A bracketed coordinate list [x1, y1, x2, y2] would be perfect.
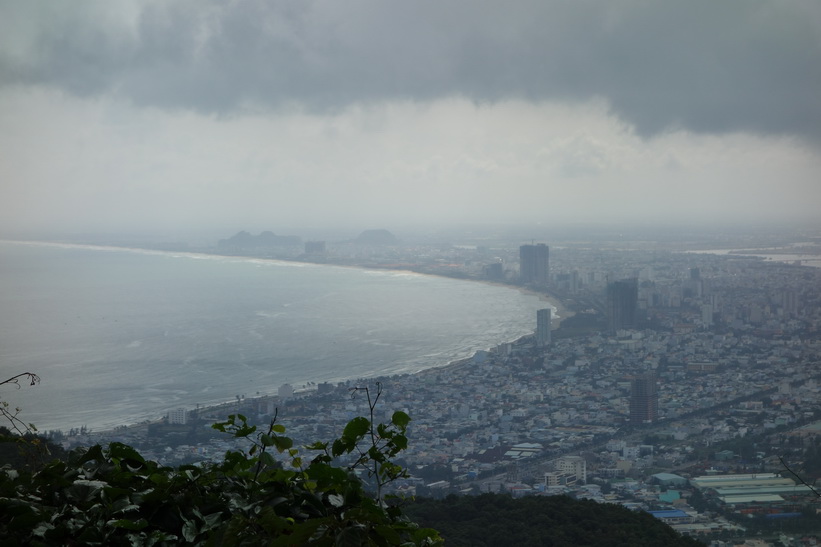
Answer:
[1, 0, 820, 238]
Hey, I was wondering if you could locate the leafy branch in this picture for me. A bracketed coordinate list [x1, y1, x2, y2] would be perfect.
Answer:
[345, 382, 411, 502]
[1, 377, 441, 545]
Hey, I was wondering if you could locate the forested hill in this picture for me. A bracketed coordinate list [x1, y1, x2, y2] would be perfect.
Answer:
[405, 494, 705, 547]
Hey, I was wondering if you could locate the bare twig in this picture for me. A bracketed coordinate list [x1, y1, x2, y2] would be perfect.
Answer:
[0, 372, 41, 389]
[1, 372, 41, 437]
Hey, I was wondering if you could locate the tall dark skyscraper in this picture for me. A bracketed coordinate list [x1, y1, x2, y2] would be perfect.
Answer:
[606, 278, 638, 334]
[629, 373, 659, 424]
[519, 244, 549, 286]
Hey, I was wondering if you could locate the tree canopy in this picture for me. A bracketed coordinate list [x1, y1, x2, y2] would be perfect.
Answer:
[404, 494, 705, 547]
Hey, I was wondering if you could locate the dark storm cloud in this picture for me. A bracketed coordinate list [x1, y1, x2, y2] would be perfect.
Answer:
[2, 0, 819, 139]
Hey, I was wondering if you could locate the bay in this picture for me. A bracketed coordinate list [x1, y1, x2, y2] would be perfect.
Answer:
[0, 241, 552, 432]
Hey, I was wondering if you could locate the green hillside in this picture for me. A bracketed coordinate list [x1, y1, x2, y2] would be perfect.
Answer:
[405, 494, 705, 547]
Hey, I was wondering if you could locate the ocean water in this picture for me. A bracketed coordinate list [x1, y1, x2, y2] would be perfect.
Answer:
[0, 241, 552, 432]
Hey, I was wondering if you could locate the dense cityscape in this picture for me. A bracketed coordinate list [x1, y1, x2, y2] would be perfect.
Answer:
[48, 227, 821, 547]
[4, 3, 819, 544]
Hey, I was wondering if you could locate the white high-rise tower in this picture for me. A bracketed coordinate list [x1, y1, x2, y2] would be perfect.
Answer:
[536, 308, 552, 346]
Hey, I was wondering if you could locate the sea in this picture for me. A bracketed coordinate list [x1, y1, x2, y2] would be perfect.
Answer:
[0, 240, 552, 433]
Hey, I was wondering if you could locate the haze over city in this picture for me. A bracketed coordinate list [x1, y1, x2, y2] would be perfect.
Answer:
[1, 1, 820, 239]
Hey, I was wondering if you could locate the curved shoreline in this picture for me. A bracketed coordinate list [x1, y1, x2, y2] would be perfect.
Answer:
[2, 239, 571, 433]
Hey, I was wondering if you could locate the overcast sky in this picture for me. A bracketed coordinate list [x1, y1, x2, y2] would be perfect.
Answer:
[1, 0, 820, 239]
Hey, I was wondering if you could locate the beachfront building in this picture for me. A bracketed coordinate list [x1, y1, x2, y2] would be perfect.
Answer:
[519, 244, 549, 286]
[168, 408, 187, 425]
[536, 308, 552, 346]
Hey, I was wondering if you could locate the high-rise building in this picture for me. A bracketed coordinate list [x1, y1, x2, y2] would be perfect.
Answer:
[606, 278, 638, 334]
[701, 303, 714, 327]
[629, 374, 658, 424]
[782, 289, 798, 317]
[536, 308, 552, 346]
[168, 407, 188, 425]
[519, 244, 549, 286]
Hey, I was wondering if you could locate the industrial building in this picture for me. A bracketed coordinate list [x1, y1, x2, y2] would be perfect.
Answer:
[690, 473, 817, 512]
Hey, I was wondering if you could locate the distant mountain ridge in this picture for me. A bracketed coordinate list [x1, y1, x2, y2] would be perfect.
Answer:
[354, 229, 398, 245]
[217, 230, 301, 249]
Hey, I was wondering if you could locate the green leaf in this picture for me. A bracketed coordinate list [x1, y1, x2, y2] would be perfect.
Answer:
[182, 519, 198, 543]
[199, 511, 225, 533]
[77, 444, 105, 465]
[368, 445, 385, 462]
[260, 451, 276, 469]
[306, 462, 347, 485]
[108, 442, 146, 465]
[271, 424, 286, 434]
[327, 493, 345, 507]
[392, 434, 408, 451]
[413, 528, 442, 543]
[343, 416, 370, 440]
[32, 522, 55, 538]
[391, 411, 411, 428]
[148, 473, 168, 485]
[375, 523, 402, 544]
[332, 439, 347, 457]
[273, 436, 293, 452]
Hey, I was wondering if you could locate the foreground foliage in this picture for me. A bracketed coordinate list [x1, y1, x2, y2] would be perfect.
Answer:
[1, 375, 707, 546]
[405, 494, 705, 547]
[0, 410, 442, 546]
